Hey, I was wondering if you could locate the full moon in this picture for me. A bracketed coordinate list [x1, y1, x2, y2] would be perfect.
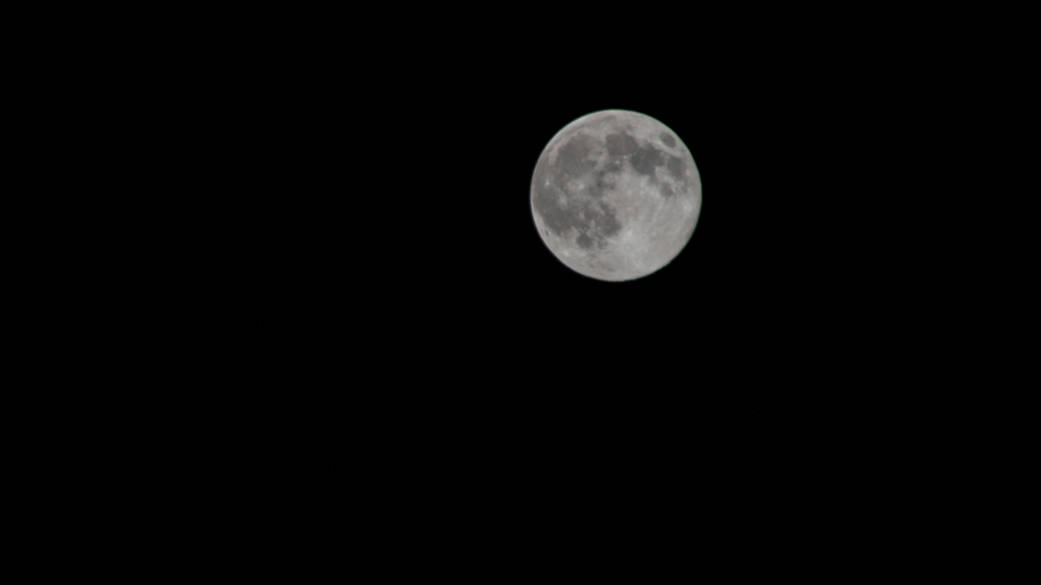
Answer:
[531, 110, 702, 281]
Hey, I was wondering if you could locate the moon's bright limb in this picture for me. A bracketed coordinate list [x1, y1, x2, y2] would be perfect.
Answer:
[531, 110, 702, 281]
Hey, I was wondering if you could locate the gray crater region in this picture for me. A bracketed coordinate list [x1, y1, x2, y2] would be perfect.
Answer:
[531, 110, 702, 281]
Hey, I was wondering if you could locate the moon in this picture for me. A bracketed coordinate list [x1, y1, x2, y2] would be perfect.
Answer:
[530, 110, 702, 281]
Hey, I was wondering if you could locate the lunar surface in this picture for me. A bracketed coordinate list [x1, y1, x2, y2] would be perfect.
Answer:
[531, 110, 701, 281]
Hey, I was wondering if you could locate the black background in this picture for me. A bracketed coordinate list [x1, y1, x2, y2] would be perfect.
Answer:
[19, 5, 1001, 561]
[123, 6, 972, 463]
[196, 11, 907, 385]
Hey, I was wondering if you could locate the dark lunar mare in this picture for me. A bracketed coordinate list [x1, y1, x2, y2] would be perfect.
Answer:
[605, 132, 638, 156]
[666, 155, 685, 179]
[532, 133, 622, 250]
[630, 144, 665, 176]
[555, 132, 598, 179]
[532, 156, 574, 237]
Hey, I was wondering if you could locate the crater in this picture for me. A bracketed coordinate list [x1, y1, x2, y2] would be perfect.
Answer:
[590, 171, 612, 197]
[591, 202, 622, 239]
[577, 201, 623, 251]
[602, 158, 624, 173]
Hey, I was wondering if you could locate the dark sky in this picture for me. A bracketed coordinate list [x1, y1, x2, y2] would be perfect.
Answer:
[173, 6, 956, 427]
[42, 5, 986, 545]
